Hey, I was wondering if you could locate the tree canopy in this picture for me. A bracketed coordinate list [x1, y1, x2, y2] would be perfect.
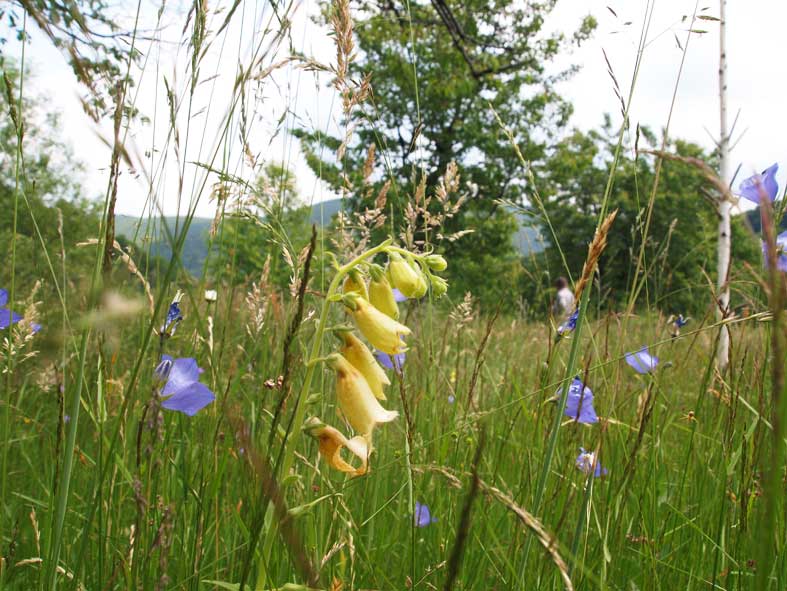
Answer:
[529, 121, 762, 315]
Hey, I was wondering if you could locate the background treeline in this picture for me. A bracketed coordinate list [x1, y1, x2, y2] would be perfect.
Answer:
[0, 1, 774, 320]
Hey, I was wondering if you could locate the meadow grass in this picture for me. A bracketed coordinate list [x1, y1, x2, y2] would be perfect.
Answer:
[1, 286, 784, 589]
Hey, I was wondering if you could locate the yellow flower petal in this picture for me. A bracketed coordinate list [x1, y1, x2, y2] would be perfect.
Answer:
[340, 332, 390, 400]
[352, 298, 411, 355]
[330, 353, 398, 436]
[369, 275, 399, 320]
[306, 420, 370, 476]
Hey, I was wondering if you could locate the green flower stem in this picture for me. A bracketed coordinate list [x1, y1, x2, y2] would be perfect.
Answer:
[520, 288, 590, 584]
[569, 456, 597, 579]
[254, 239, 392, 588]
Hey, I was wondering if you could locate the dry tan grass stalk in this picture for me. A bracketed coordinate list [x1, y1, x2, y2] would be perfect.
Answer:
[362, 143, 376, 183]
[320, 540, 347, 570]
[400, 162, 471, 251]
[574, 209, 618, 302]
[638, 149, 732, 201]
[374, 179, 391, 210]
[328, 0, 371, 165]
[331, 0, 354, 96]
[209, 181, 232, 238]
[30, 507, 40, 556]
[246, 256, 272, 337]
[254, 56, 298, 81]
[452, 292, 476, 324]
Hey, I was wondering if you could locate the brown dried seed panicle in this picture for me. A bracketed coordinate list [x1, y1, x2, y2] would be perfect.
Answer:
[574, 209, 618, 302]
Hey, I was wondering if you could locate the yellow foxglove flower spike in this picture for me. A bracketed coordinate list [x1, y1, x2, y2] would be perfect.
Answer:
[350, 297, 411, 355]
[343, 269, 368, 300]
[339, 331, 390, 400]
[305, 418, 370, 476]
[328, 353, 398, 437]
[368, 264, 399, 320]
[387, 252, 423, 298]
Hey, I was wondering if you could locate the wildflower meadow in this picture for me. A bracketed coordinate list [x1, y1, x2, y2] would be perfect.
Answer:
[1, 0, 786, 590]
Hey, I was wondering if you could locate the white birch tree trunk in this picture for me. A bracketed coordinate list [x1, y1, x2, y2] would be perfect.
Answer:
[717, 0, 731, 372]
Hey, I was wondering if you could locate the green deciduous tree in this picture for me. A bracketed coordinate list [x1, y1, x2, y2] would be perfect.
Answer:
[2, 0, 139, 117]
[0, 61, 99, 294]
[530, 121, 761, 316]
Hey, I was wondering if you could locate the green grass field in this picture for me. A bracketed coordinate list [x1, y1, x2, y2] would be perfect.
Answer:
[1, 269, 784, 589]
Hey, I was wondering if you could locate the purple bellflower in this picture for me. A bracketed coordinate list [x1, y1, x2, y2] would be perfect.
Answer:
[375, 349, 405, 374]
[154, 355, 215, 416]
[160, 292, 184, 337]
[669, 314, 689, 338]
[0, 289, 22, 330]
[558, 377, 598, 424]
[625, 346, 659, 374]
[392, 288, 408, 303]
[162, 302, 182, 334]
[557, 308, 579, 337]
[762, 231, 787, 272]
[576, 447, 607, 478]
[738, 163, 779, 204]
[414, 501, 438, 527]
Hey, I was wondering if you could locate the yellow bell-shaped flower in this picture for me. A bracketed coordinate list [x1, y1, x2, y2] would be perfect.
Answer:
[339, 331, 390, 400]
[350, 297, 411, 355]
[368, 265, 399, 320]
[305, 418, 369, 476]
[343, 269, 368, 300]
[387, 252, 423, 298]
[329, 353, 398, 437]
[410, 266, 429, 298]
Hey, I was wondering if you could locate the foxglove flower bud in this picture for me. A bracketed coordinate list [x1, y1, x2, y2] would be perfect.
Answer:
[387, 252, 423, 298]
[343, 269, 368, 300]
[410, 265, 429, 299]
[424, 254, 448, 272]
[429, 274, 448, 298]
[368, 264, 399, 320]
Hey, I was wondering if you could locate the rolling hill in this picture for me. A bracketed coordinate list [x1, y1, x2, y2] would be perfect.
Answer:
[115, 199, 546, 276]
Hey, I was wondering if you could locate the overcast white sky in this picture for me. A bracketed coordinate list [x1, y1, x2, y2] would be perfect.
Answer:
[4, 0, 784, 218]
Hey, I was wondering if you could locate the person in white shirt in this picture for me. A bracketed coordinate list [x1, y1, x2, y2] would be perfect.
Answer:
[552, 276, 575, 321]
